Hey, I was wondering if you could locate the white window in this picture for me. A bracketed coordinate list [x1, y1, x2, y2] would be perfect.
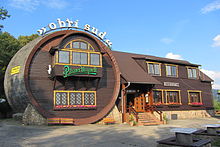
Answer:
[58, 51, 70, 64]
[90, 53, 100, 66]
[72, 52, 88, 65]
[187, 68, 197, 79]
[166, 65, 177, 77]
[148, 62, 161, 76]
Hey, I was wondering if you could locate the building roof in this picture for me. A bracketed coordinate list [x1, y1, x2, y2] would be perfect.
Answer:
[112, 51, 161, 84]
[131, 52, 200, 66]
[112, 50, 213, 83]
[200, 71, 214, 82]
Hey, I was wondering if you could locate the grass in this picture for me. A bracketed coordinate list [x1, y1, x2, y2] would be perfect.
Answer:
[212, 140, 220, 146]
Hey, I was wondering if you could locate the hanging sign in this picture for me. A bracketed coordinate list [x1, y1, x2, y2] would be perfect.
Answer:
[63, 65, 97, 78]
[37, 18, 112, 47]
[164, 82, 179, 87]
[10, 66, 21, 75]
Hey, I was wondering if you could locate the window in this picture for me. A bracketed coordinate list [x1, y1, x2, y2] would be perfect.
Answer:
[166, 64, 177, 77]
[55, 92, 68, 105]
[147, 62, 161, 76]
[66, 41, 90, 50]
[187, 67, 197, 79]
[153, 90, 163, 105]
[188, 91, 202, 105]
[90, 53, 100, 66]
[54, 91, 96, 109]
[72, 52, 88, 65]
[58, 51, 70, 64]
[166, 91, 181, 104]
[81, 42, 88, 50]
[72, 42, 80, 48]
[55, 40, 102, 67]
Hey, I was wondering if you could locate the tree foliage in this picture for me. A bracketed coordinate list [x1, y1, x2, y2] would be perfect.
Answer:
[0, 32, 39, 99]
[0, 32, 20, 98]
[213, 100, 220, 110]
[18, 34, 39, 47]
[0, 7, 10, 30]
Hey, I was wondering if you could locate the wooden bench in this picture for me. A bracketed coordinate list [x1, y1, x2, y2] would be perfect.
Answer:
[215, 110, 220, 114]
[47, 118, 74, 125]
[102, 118, 115, 125]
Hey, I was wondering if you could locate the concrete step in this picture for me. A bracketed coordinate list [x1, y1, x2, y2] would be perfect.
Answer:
[137, 112, 163, 126]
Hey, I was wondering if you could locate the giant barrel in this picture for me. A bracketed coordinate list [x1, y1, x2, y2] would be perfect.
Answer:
[4, 30, 120, 125]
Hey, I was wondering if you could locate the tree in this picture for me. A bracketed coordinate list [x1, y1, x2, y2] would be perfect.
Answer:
[0, 32, 20, 99]
[0, 32, 39, 99]
[0, 7, 10, 30]
[18, 34, 39, 47]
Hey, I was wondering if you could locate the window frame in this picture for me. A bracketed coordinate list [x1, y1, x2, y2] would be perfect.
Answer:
[152, 89, 182, 105]
[64, 39, 94, 51]
[72, 51, 89, 65]
[55, 47, 102, 67]
[187, 90, 202, 105]
[90, 52, 101, 66]
[165, 90, 181, 105]
[146, 61, 161, 76]
[54, 90, 96, 109]
[57, 50, 70, 64]
[187, 66, 198, 79]
[165, 64, 178, 77]
[152, 89, 164, 105]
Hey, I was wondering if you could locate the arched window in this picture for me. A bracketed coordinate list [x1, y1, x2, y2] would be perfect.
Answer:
[64, 40, 94, 50]
[55, 40, 102, 67]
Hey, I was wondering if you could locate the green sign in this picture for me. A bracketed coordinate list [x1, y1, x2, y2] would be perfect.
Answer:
[63, 65, 97, 78]
[218, 90, 220, 94]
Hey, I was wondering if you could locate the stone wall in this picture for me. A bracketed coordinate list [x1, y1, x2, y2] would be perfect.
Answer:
[99, 105, 122, 124]
[162, 110, 215, 120]
[22, 104, 47, 125]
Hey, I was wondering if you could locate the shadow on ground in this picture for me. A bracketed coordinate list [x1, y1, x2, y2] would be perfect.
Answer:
[0, 117, 220, 147]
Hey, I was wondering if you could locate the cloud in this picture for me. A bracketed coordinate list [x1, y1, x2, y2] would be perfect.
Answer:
[201, 0, 220, 14]
[9, 0, 69, 11]
[160, 38, 174, 44]
[201, 69, 220, 89]
[43, 0, 68, 9]
[9, 0, 40, 12]
[212, 34, 220, 47]
[165, 52, 183, 60]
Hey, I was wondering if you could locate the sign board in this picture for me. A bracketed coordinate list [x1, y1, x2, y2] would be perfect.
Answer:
[164, 82, 179, 87]
[11, 66, 20, 75]
[37, 18, 112, 47]
[217, 90, 220, 94]
[63, 65, 97, 78]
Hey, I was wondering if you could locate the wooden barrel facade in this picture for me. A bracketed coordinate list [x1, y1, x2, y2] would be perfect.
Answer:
[4, 30, 120, 125]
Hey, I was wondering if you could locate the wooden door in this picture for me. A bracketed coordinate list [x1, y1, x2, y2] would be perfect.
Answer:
[134, 94, 146, 112]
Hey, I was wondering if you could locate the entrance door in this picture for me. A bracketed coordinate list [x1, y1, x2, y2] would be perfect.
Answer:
[134, 94, 146, 112]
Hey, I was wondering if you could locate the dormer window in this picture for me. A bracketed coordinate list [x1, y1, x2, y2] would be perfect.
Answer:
[147, 62, 161, 76]
[187, 67, 198, 79]
[55, 39, 102, 67]
[166, 64, 178, 77]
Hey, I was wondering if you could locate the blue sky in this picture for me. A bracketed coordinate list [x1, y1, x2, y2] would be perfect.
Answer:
[1, 0, 220, 89]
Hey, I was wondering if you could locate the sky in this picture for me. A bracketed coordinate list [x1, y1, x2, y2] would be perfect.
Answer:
[1, 0, 220, 89]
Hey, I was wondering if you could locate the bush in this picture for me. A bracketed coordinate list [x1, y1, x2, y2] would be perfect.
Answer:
[213, 100, 220, 110]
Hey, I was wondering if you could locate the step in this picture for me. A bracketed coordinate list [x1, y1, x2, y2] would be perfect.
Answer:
[142, 122, 163, 126]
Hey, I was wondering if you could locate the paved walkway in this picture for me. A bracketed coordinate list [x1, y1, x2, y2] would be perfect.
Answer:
[0, 117, 219, 147]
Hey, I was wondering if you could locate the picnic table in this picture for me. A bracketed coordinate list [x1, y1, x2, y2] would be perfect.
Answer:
[203, 124, 220, 135]
[170, 128, 198, 145]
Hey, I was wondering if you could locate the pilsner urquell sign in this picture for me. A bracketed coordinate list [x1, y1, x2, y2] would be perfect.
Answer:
[63, 65, 97, 78]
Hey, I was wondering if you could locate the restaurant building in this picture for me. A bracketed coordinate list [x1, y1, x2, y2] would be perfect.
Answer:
[4, 29, 214, 125]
